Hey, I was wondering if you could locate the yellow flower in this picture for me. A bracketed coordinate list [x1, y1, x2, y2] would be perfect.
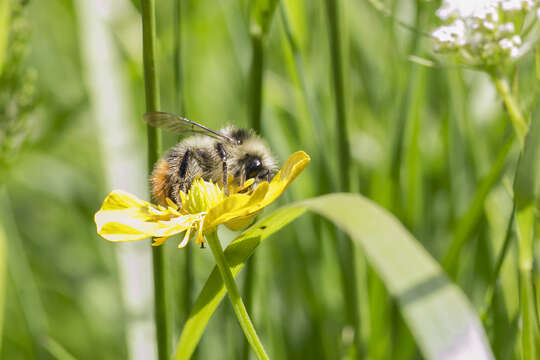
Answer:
[94, 151, 310, 248]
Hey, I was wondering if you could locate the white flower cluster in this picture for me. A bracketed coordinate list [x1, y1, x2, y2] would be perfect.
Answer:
[432, 0, 540, 65]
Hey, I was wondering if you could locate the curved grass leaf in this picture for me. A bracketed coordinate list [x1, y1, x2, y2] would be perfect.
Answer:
[0, 0, 10, 75]
[173, 206, 306, 360]
[0, 219, 5, 353]
[513, 101, 540, 359]
[174, 194, 494, 360]
[442, 137, 514, 278]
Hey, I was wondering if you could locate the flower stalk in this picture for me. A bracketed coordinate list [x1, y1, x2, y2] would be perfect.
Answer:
[515, 203, 536, 360]
[140, 0, 169, 358]
[205, 231, 269, 360]
[492, 74, 528, 147]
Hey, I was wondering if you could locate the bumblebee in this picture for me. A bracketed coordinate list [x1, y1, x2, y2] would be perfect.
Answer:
[144, 112, 278, 206]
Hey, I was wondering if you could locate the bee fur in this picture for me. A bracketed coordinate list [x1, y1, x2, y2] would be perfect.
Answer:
[151, 126, 278, 206]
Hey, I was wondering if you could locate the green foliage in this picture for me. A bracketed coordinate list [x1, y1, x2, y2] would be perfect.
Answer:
[175, 194, 492, 360]
[250, 0, 279, 37]
[0, 2, 36, 167]
[0, 215, 5, 354]
[514, 103, 540, 208]
[2, 0, 540, 359]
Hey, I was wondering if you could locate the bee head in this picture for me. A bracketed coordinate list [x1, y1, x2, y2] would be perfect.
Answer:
[240, 153, 277, 182]
[222, 126, 278, 183]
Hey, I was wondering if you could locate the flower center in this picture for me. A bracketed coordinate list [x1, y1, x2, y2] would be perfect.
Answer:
[180, 178, 226, 214]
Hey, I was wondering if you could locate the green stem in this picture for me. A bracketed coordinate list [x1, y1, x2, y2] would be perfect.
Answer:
[324, 0, 361, 356]
[442, 136, 514, 277]
[205, 231, 269, 360]
[0, 213, 5, 354]
[248, 34, 264, 135]
[244, 18, 267, 360]
[242, 254, 257, 359]
[324, 0, 350, 191]
[493, 72, 538, 359]
[173, 0, 185, 114]
[480, 206, 515, 321]
[140, 0, 168, 359]
[516, 204, 536, 360]
[172, 0, 195, 345]
[492, 75, 528, 148]
[0, 0, 10, 75]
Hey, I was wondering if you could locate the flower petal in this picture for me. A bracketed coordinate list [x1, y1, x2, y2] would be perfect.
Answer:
[204, 151, 310, 230]
[95, 190, 194, 243]
[225, 213, 257, 231]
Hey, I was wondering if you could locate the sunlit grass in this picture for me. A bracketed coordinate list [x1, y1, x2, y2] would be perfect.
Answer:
[2, 0, 540, 359]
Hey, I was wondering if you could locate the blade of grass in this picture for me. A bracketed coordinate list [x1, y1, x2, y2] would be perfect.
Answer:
[365, 0, 432, 38]
[516, 204, 536, 359]
[446, 68, 480, 216]
[324, 0, 349, 193]
[0, 205, 5, 354]
[173, 207, 305, 360]
[0, 189, 49, 358]
[206, 231, 269, 360]
[513, 101, 540, 360]
[140, 0, 168, 358]
[323, 0, 362, 355]
[403, 65, 426, 233]
[481, 206, 516, 321]
[172, 0, 195, 344]
[0, 0, 10, 75]
[279, 3, 335, 192]
[442, 136, 514, 278]
[278, 9, 339, 354]
[173, 0, 186, 116]
[248, 0, 278, 134]
[41, 336, 78, 360]
[174, 194, 494, 360]
[244, 3, 278, 358]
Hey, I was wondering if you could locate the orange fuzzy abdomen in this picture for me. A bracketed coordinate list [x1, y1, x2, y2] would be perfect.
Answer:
[151, 159, 171, 205]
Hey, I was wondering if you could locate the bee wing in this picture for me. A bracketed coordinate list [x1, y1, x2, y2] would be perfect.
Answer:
[143, 111, 236, 143]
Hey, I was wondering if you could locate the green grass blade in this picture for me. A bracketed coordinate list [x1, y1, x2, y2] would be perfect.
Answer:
[513, 101, 540, 360]
[245, 2, 278, 357]
[323, 0, 361, 354]
[42, 337, 78, 360]
[173, 207, 306, 360]
[442, 137, 514, 278]
[0, 0, 10, 75]
[174, 194, 494, 360]
[514, 102, 540, 206]
[0, 211, 5, 353]
[481, 206, 515, 320]
[303, 194, 493, 360]
[250, 0, 279, 38]
[140, 0, 168, 358]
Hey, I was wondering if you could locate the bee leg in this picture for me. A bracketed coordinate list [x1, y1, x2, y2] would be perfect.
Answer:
[170, 184, 181, 207]
[172, 149, 192, 205]
[239, 165, 246, 188]
[215, 143, 228, 195]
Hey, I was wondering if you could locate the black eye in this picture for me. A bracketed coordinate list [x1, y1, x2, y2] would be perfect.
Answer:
[245, 157, 262, 178]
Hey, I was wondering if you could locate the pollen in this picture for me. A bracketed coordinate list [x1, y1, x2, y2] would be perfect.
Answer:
[180, 178, 226, 214]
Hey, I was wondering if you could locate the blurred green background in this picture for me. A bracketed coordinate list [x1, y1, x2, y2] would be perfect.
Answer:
[1, 0, 538, 359]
